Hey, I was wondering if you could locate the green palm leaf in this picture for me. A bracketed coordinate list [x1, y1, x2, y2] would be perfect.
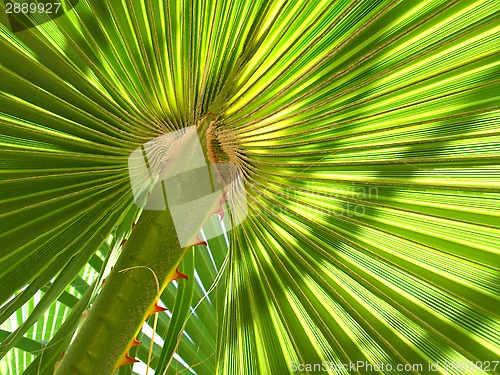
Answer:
[1, 0, 499, 374]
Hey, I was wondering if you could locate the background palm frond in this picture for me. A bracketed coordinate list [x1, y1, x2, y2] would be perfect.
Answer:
[1, 0, 499, 374]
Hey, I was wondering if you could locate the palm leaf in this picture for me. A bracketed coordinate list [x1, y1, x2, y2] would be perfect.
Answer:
[1, 0, 499, 374]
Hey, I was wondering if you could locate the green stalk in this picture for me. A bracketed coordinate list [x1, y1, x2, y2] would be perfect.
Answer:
[54, 125, 220, 374]
[54, 209, 188, 375]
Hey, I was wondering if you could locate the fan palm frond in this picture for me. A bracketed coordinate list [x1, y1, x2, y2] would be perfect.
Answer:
[1, 0, 499, 374]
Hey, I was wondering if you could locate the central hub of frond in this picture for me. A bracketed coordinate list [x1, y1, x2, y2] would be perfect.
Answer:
[206, 122, 239, 166]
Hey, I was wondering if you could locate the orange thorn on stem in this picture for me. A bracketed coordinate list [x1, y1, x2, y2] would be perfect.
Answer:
[117, 353, 139, 368]
[193, 239, 208, 247]
[215, 207, 225, 221]
[120, 239, 127, 247]
[148, 301, 168, 316]
[213, 194, 228, 220]
[193, 235, 207, 247]
[131, 338, 142, 347]
[174, 266, 188, 280]
[220, 194, 229, 205]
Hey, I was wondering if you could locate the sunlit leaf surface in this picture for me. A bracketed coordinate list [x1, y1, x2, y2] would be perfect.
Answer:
[1, 0, 499, 374]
